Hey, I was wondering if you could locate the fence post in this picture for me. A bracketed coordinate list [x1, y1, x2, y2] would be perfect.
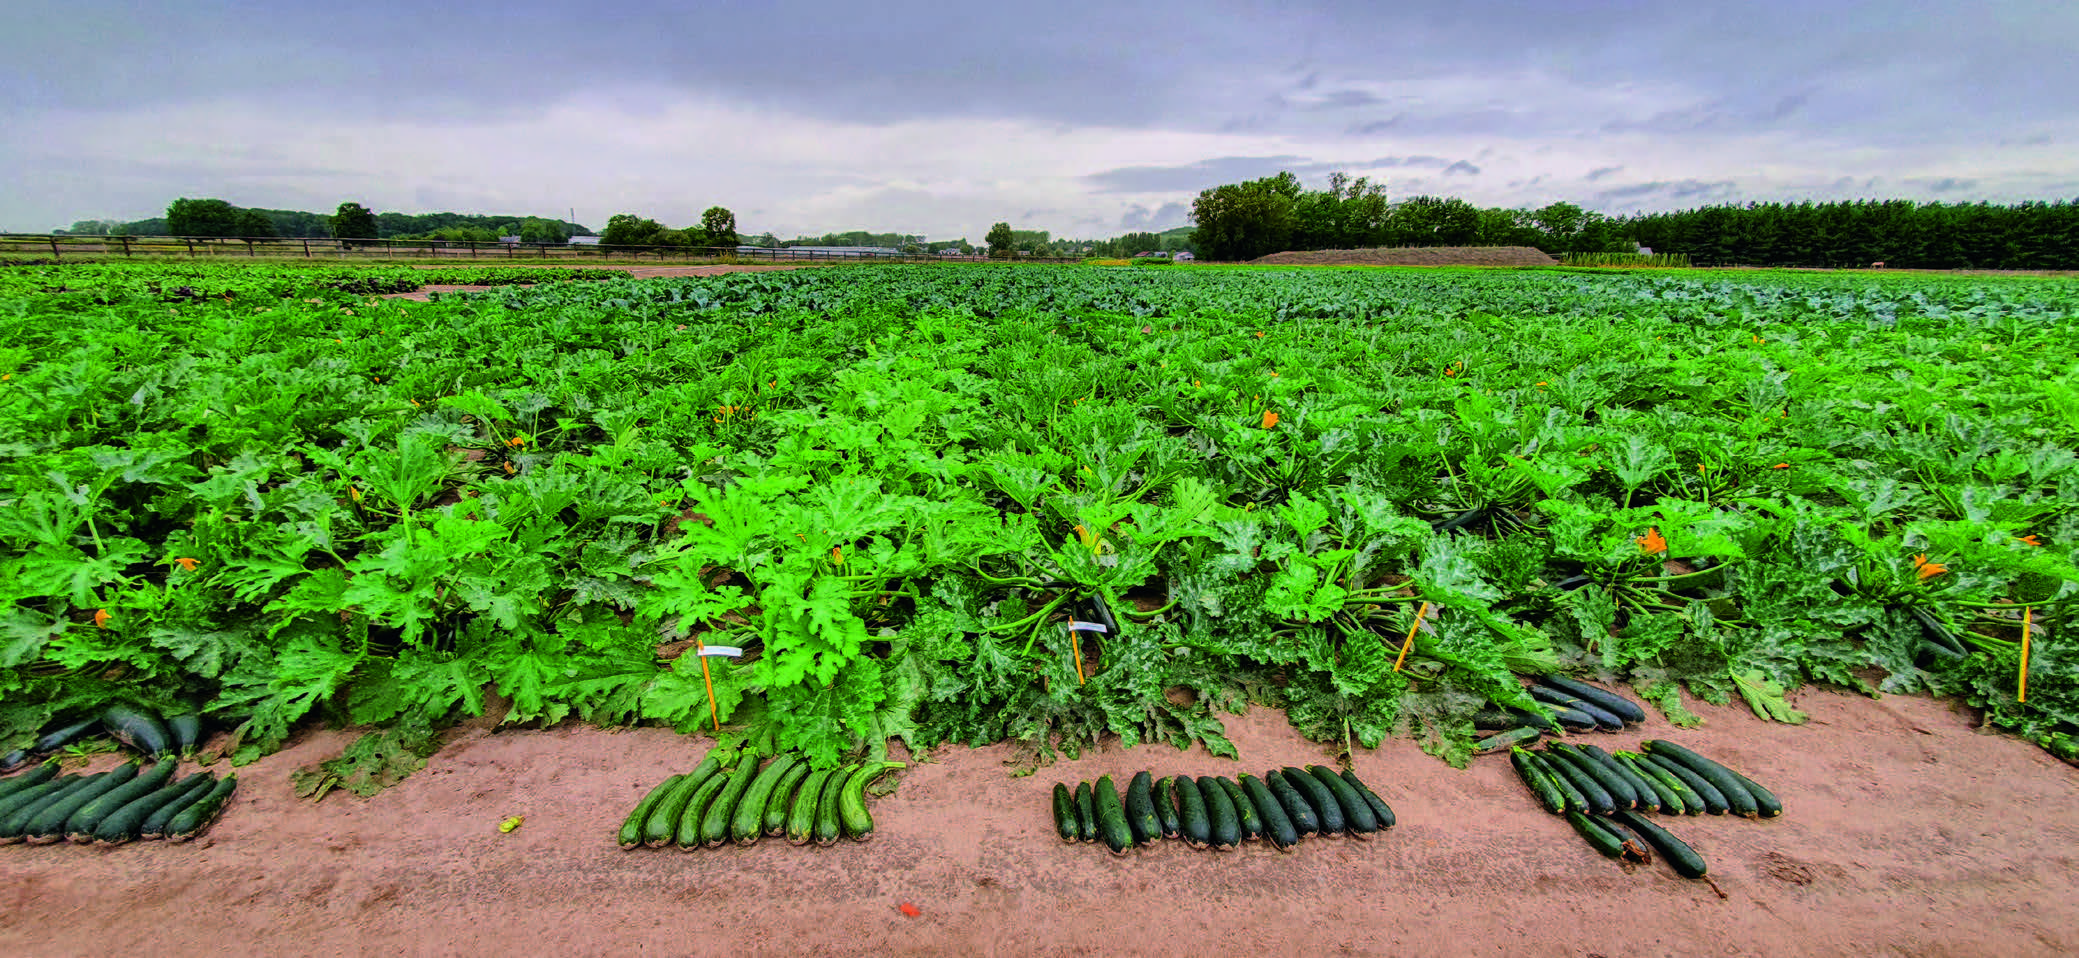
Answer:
[50, 237, 61, 261]
[119, 236, 132, 257]
[302, 239, 311, 258]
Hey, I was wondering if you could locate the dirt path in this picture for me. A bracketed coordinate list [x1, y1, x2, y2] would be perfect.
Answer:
[3, 688, 2073, 958]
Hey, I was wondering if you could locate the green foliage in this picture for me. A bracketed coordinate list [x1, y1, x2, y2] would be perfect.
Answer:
[985, 222, 1015, 259]
[330, 202, 381, 242]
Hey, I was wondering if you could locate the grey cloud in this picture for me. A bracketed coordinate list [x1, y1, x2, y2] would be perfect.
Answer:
[1085, 154, 1483, 194]
[1442, 160, 1481, 176]
[1121, 202, 1190, 231]
[1908, 177, 1980, 193]
[1585, 166, 1623, 182]
[1592, 179, 1741, 209]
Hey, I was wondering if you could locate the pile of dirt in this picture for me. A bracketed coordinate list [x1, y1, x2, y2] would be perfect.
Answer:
[1251, 246, 1558, 267]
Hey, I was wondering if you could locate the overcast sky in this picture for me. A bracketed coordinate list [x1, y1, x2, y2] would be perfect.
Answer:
[4, 0, 2075, 238]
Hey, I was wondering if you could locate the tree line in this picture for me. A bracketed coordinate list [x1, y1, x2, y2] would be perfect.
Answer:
[56, 199, 592, 243]
[1624, 199, 2079, 269]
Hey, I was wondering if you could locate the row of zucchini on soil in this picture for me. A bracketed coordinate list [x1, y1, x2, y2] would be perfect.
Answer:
[618, 751, 904, 849]
[1052, 767, 1395, 854]
[3, 705, 207, 770]
[1511, 739, 1781, 881]
[0, 758, 237, 846]
[1470, 675, 1655, 753]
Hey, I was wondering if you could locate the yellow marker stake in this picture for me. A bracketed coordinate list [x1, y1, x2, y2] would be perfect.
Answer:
[1393, 602, 1431, 673]
[2020, 607, 2032, 702]
[1069, 618, 1087, 685]
[697, 640, 722, 733]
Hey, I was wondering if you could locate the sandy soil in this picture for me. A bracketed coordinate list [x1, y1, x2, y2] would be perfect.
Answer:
[2, 688, 2074, 958]
[1250, 247, 1560, 267]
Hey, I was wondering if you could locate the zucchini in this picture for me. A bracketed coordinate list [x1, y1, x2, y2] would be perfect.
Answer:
[1909, 605, 1968, 657]
[1604, 751, 1681, 815]
[1613, 809, 1708, 879]
[1052, 783, 1079, 843]
[0, 776, 84, 842]
[838, 761, 902, 841]
[1074, 781, 1097, 843]
[1620, 752, 1700, 815]
[1538, 676, 1647, 724]
[1474, 726, 1543, 753]
[1152, 776, 1181, 839]
[732, 754, 800, 846]
[1214, 776, 1260, 841]
[1124, 771, 1159, 846]
[1308, 766, 1378, 836]
[1527, 686, 1624, 730]
[0, 761, 56, 800]
[1641, 741, 1760, 817]
[102, 705, 173, 756]
[1538, 748, 1614, 815]
[1281, 767, 1344, 837]
[1640, 752, 1730, 815]
[67, 757, 176, 842]
[25, 762, 137, 844]
[141, 773, 217, 840]
[1567, 809, 1628, 859]
[1, 750, 28, 773]
[621, 775, 684, 848]
[1092, 774, 1133, 855]
[1238, 773, 1299, 851]
[1549, 744, 1637, 810]
[1174, 776, 1211, 848]
[815, 763, 857, 847]
[1642, 740, 1780, 817]
[763, 762, 812, 837]
[786, 767, 835, 845]
[95, 771, 209, 846]
[1573, 744, 1659, 813]
[164, 774, 238, 842]
[166, 713, 205, 753]
[1337, 769, 1395, 829]
[1474, 707, 1556, 732]
[32, 717, 99, 754]
[1510, 747, 1566, 815]
[1525, 752, 1587, 815]
[673, 766, 735, 849]
[1264, 768, 1319, 838]
[642, 756, 721, 848]
[702, 754, 763, 847]
[1197, 775, 1240, 850]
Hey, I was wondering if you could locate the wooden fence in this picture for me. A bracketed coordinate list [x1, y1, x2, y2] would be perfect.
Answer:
[0, 234, 1077, 264]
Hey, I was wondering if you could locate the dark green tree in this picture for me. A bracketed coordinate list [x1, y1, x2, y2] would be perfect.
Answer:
[1189, 172, 1302, 261]
[601, 213, 670, 248]
[330, 202, 380, 242]
[699, 207, 740, 248]
[166, 198, 242, 237]
[985, 221, 1015, 259]
[517, 216, 568, 244]
[234, 208, 279, 238]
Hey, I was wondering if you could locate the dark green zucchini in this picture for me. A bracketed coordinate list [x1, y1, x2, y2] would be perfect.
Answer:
[673, 765, 735, 849]
[1620, 752, 1700, 815]
[25, 762, 137, 844]
[141, 774, 216, 840]
[1281, 767, 1344, 837]
[1474, 726, 1543, 753]
[1641, 741, 1759, 817]
[1152, 776, 1181, 839]
[763, 762, 812, 837]
[1606, 751, 1683, 814]
[1909, 605, 1968, 657]
[1574, 744, 1659, 813]
[67, 757, 176, 842]
[1549, 744, 1637, 809]
[643, 756, 721, 847]
[1214, 776, 1260, 841]
[1074, 781, 1097, 843]
[0, 775, 84, 842]
[1538, 748, 1614, 815]
[164, 774, 238, 842]
[1527, 686, 1624, 730]
[1640, 752, 1729, 815]
[1524, 752, 1587, 814]
[1197, 775, 1241, 850]
[813, 763, 858, 847]
[1538, 676, 1647, 724]
[1511, 747, 1566, 815]
[95, 771, 209, 845]
[1642, 740, 1780, 817]
[1052, 783, 1079, 843]
[1124, 771, 1159, 846]
[619, 774, 684, 849]
[1174, 776, 1211, 848]
[102, 706, 173, 756]
[1093, 775, 1132, 855]
[1237, 774, 1299, 851]
[1475, 707, 1556, 732]
[1264, 768, 1319, 837]
[732, 754, 799, 846]
[32, 717, 99, 754]
[1337, 769, 1395, 828]
[703, 754, 764, 847]
[1613, 810, 1708, 879]
[166, 713, 205, 753]
[1307, 766, 1378, 836]
[1567, 809, 1628, 859]
[786, 767, 835, 845]
[0, 762, 56, 800]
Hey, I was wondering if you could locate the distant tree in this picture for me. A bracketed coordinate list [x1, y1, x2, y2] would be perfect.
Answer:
[234, 208, 279, 238]
[330, 202, 380, 244]
[601, 213, 670, 248]
[63, 219, 123, 235]
[1189, 172, 1301, 261]
[985, 222, 1015, 258]
[699, 207, 740, 248]
[517, 216, 568, 244]
[166, 198, 242, 237]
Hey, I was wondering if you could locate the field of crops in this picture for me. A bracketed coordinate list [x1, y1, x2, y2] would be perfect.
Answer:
[3, 260, 2075, 790]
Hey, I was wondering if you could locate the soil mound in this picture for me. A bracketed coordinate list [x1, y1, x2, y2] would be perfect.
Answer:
[1251, 245, 1558, 267]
